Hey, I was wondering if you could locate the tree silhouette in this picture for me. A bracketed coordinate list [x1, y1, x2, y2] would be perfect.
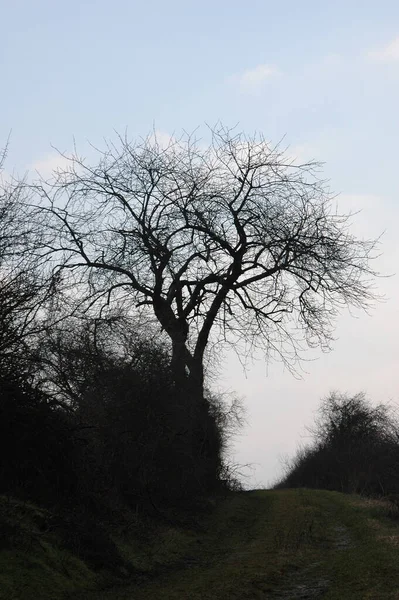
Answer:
[33, 126, 379, 402]
[0, 144, 53, 374]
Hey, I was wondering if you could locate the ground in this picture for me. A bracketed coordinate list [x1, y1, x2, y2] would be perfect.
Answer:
[71, 489, 399, 599]
[3, 490, 399, 599]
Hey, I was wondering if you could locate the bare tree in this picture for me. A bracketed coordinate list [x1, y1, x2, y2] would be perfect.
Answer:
[0, 144, 54, 374]
[31, 126, 379, 402]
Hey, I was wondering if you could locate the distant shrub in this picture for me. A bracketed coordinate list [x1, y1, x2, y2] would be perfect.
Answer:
[276, 392, 399, 497]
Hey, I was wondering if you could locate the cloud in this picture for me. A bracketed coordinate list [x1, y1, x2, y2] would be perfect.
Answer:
[148, 128, 211, 153]
[148, 129, 176, 150]
[0, 168, 13, 187]
[285, 143, 320, 165]
[368, 37, 399, 62]
[29, 153, 73, 180]
[228, 64, 280, 92]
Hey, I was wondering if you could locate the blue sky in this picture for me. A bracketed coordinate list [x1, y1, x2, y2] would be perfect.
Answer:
[2, 0, 399, 485]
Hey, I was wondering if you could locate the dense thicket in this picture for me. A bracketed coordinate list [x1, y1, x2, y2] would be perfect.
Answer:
[0, 315, 237, 514]
[0, 300, 243, 576]
[277, 392, 399, 496]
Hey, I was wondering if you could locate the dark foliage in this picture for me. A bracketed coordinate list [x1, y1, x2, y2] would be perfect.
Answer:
[30, 316, 230, 512]
[0, 311, 237, 570]
[0, 372, 78, 504]
[0, 308, 237, 519]
[277, 392, 399, 496]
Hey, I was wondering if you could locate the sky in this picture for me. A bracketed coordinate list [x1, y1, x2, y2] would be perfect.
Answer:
[1, 0, 399, 487]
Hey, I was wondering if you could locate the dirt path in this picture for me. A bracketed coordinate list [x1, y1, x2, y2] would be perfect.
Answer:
[73, 490, 399, 599]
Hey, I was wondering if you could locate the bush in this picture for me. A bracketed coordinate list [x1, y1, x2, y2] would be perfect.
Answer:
[0, 373, 78, 506]
[276, 392, 399, 496]
[30, 316, 238, 514]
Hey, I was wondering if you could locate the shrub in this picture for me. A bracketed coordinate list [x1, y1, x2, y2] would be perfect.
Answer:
[276, 392, 399, 496]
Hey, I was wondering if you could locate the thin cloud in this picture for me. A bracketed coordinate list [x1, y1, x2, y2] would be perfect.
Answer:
[29, 153, 73, 180]
[285, 143, 320, 165]
[148, 129, 176, 150]
[228, 64, 280, 91]
[368, 36, 399, 62]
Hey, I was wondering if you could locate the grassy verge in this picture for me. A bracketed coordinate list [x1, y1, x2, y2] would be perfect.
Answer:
[76, 489, 399, 599]
[5, 490, 399, 599]
[0, 497, 98, 600]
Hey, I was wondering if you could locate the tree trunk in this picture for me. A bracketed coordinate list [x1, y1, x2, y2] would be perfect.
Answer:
[171, 337, 188, 394]
[187, 358, 204, 404]
[170, 339, 204, 406]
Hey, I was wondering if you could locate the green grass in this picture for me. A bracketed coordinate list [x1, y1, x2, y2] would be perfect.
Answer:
[0, 496, 98, 600]
[76, 489, 399, 599]
[5, 490, 399, 599]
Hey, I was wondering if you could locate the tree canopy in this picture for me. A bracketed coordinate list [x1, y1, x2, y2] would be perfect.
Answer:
[32, 126, 379, 396]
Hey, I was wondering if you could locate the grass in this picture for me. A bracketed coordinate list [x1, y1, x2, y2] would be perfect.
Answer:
[0, 496, 98, 600]
[76, 489, 399, 599]
[5, 490, 399, 598]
